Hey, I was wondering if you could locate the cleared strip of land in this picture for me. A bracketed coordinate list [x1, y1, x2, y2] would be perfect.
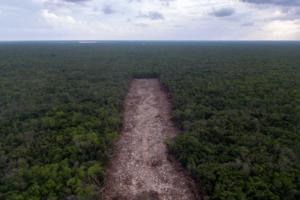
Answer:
[104, 79, 196, 200]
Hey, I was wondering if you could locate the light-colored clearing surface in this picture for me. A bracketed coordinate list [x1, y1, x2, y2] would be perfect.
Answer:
[104, 79, 197, 200]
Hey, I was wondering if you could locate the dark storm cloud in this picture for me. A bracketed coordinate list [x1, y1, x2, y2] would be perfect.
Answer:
[211, 8, 235, 17]
[138, 11, 164, 20]
[241, 0, 300, 6]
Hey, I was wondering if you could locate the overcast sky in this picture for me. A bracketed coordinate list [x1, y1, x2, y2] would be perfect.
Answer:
[0, 0, 299, 40]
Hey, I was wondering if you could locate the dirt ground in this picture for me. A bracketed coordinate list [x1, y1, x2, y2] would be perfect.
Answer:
[103, 79, 197, 200]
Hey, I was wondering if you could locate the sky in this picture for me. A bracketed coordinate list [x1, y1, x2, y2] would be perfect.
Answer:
[0, 0, 299, 40]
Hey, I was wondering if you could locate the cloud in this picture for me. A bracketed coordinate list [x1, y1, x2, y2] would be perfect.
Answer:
[241, 21, 254, 26]
[211, 7, 235, 17]
[159, 0, 175, 6]
[102, 5, 115, 15]
[1, 0, 300, 40]
[253, 19, 300, 39]
[138, 11, 164, 20]
[62, 0, 90, 3]
[241, 0, 300, 21]
[241, 0, 300, 6]
[41, 9, 77, 29]
[134, 22, 148, 27]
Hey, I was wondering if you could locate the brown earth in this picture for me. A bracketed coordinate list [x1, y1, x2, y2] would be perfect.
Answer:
[103, 79, 197, 200]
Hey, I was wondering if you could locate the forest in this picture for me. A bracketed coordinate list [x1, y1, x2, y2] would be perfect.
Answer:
[0, 41, 299, 199]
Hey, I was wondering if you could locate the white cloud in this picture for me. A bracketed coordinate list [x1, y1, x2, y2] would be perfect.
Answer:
[0, 0, 299, 40]
[259, 20, 300, 39]
[42, 9, 77, 29]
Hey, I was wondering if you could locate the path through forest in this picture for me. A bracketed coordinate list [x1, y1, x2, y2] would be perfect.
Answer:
[104, 79, 197, 200]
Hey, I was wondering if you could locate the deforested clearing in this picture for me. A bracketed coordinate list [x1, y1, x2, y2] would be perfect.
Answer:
[103, 79, 197, 200]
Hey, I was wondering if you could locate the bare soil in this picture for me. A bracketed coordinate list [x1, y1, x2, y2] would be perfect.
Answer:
[103, 79, 197, 200]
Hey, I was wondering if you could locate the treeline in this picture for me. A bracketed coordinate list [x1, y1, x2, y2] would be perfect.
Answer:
[0, 42, 299, 199]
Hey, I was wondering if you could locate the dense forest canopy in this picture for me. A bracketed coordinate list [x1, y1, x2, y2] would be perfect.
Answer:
[0, 42, 299, 199]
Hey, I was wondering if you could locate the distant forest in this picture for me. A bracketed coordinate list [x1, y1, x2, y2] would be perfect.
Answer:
[0, 42, 299, 199]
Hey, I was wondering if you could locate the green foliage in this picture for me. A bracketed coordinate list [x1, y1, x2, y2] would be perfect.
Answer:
[0, 42, 299, 199]
[0, 44, 129, 199]
[160, 43, 300, 200]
